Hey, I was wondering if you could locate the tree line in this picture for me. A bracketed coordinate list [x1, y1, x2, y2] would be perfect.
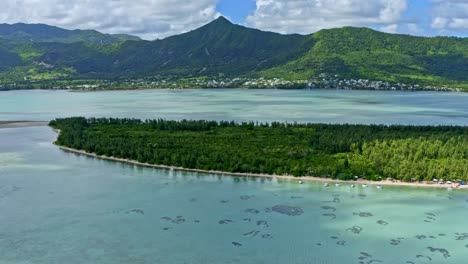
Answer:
[50, 117, 468, 181]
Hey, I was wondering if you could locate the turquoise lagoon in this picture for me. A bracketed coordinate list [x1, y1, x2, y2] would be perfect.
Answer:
[1, 89, 467, 125]
[1, 89, 468, 263]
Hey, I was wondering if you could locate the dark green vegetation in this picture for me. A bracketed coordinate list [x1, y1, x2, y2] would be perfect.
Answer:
[50, 117, 468, 181]
[0, 23, 140, 44]
[2, 17, 468, 91]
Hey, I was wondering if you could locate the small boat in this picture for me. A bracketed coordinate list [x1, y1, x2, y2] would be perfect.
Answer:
[362, 184, 368, 188]
[447, 187, 454, 191]
[335, 183, 340, 187]
[299, 180, 304, 184]
[446, 181, 453, 185]
[377, 185, 383, 190]
[351, 184, 355, 188]
[324, 183, 329, 187]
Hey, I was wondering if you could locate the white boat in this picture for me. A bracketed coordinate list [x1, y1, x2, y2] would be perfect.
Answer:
[377, 185, 383, 189]
[351, 184, 355, 188]
[447, 187, 454, 191]
[299, 180, 304, 184]
[362, 184, 368, 188]
[324, 183, 329, 187]
[446, 181, 453, 184]
[335, 183, 340, 187]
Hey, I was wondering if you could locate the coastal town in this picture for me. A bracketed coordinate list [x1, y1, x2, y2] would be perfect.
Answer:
[1, 75, 461, 92]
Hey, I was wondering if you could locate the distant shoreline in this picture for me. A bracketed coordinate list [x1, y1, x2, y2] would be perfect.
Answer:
[0, 86, 462, 93]
[56, 144, 467, 190]
[0, 121, 49, 129]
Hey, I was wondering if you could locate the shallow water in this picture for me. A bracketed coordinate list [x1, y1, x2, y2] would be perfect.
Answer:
[1, 89, 468, 263]
[1, 89, 467, 125]
[1, 127, 467, 264]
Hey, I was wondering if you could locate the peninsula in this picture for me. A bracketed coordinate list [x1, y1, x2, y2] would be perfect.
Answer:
[50, 117, 468, 186]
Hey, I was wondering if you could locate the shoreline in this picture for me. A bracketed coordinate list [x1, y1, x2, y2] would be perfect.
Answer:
[0, 121, 49, 129]
[1, 87, 463, 93]
[57, 145, 467, 190]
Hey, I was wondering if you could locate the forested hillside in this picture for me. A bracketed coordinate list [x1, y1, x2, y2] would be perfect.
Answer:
[1, 17, 468, 90]
[50, 117, 468, 182]
[0, 23, 140, 44]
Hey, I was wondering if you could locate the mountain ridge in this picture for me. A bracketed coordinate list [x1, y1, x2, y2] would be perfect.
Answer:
[0, 17, 467, 91]
[0, 23, 141, 44]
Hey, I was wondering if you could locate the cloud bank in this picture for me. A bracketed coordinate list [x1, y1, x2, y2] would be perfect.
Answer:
[431, 0, 468, 35]
[0, 0, 220, 40]
[245, 0, 409, 34]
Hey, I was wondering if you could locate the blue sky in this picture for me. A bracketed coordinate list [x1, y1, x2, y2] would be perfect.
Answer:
[217, 0, 256, 24]
[216, 0, 467, 38]
[0, 0, 467, 39]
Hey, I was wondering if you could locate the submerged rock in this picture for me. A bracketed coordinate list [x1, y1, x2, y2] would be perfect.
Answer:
[240, 195, 255, 200]
[353, 212, 373, 217]
[376, 220, 388, 226]
[126, 209, 144, 215]
[455, 233, 468, 240]
[322, 213, 336, 220]
[427, 247, 450, 258]
[218, 219, 234, 225]
[321, 206, 336, 212]
[416, 255, 432, 261]
[347, 226, 363, 234]
[243, 230, 260, 237]
[290, 196, 303, 199]
[271, 205, 304, 216]
[171, 216, 186, 224]
[244, 208, 260, 214]
[256, 220, 269, 228]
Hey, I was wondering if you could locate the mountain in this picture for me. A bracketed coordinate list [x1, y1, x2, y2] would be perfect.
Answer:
[0, 23, 141, 44]
[262, 27, 468, 86]
[0, 17, 467, 90]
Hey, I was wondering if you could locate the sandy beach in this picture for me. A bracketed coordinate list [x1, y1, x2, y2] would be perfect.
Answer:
[57, 145, 467, 190]
[0, 121, 49, 129]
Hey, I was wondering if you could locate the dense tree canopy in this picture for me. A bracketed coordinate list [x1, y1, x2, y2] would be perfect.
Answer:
[50, 117, 468, 182]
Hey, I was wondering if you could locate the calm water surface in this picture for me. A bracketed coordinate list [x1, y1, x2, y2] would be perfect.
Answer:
[0, 89, 467, 125]
[1, 90, 467, 263]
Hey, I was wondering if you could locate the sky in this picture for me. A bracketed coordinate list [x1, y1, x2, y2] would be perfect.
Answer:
[0, 0, 467, 40]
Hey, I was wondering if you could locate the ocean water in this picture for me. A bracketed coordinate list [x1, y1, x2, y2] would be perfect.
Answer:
[0, 89, 467, 125]
[1, 89, 468, 263]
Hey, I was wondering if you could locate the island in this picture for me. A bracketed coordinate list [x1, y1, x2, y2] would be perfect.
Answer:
[50, 117, 468, 186]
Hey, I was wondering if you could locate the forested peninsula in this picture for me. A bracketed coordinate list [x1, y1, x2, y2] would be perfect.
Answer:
[50, 118, 468, 182]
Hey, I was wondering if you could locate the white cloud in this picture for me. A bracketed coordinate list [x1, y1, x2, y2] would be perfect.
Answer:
[431, 0, 468, 35]
[380, 24, 398, 34]
[246, 0, 408, 34]
[0, 0, 220, 40]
